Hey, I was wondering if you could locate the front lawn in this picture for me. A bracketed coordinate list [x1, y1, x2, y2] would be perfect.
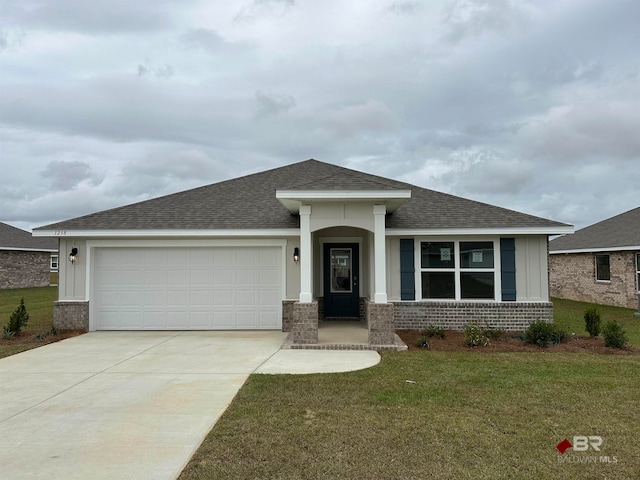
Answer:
[0, 286, 63, 358]
[552, 297, 640, 346]
[180, 297, 640, 479]
[179, 351, 640, 480]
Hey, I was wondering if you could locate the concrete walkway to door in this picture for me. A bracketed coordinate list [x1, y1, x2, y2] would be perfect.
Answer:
[0, 331, 380, 480]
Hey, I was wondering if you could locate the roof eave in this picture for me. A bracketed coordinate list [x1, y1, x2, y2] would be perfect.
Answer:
[550, 245, 640, 254]
[275, 189, 412, 214]
[32, 229, 302, 238]
[387, 226, 574, 236]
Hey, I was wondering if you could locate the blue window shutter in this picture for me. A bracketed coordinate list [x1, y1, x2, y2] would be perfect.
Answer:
[400, 239, 415, 301]
[500, 238, 516, 301]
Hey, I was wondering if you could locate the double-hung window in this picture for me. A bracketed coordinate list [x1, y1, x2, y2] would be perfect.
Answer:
[595, 254, 610, 281]
[420, 240, 496, 300]
[636, 253, 639, 293]
[50, 255, 59, 271]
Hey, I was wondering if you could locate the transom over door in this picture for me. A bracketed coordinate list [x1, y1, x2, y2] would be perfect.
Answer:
[323, 243, 360, 318]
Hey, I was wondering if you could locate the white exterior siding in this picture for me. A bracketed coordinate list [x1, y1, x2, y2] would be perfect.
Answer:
[515, 236, 549, 301]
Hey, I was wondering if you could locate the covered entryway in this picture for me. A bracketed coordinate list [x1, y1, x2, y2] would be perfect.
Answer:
[323, 242, 360, 318]
[92, 246, 282, 330]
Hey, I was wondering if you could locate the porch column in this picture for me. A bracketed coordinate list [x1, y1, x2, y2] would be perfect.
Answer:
[373, 204, 387, 303]
[299, 204, 313, 303]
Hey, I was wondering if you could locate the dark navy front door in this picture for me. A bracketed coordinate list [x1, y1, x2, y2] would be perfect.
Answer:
[323, 243, 359, 318]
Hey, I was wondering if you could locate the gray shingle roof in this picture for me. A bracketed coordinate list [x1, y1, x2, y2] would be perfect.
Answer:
[549, 206, 640, 252]
[35, 159, 569, 231]
[0, 222, 58, 251]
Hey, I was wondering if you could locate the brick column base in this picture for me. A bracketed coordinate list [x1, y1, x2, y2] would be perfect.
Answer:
[292, 301, 318, 344]
[54, 301, 89, 331]
[366, 300, 395, 345]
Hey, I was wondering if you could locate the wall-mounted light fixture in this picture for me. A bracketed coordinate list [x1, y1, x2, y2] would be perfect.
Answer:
[293, 247, 299, 264]
[69, 247, 78, 264]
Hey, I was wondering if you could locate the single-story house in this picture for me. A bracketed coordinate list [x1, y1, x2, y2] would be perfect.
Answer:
[549, 206, 640, 310]
[0, 221, 58, 289]
[33, 159, 571, 346]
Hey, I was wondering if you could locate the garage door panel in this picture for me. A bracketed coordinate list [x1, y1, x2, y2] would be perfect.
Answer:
[259, 311, 279, 328]
[190, 311, 211, 328]
[167, 311, 188, 329]
[94, 246, 282, 330]
[213, 289, 234, 306]
[143, 311, 166, 329]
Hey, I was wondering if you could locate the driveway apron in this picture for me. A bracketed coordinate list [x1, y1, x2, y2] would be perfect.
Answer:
[0, 331, 379, 480]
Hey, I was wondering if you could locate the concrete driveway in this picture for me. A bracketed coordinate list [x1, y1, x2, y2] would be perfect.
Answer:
[0, 331, 379, 480]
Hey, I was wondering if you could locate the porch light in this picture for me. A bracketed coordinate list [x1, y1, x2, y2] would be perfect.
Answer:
[293, 247, 299, 264]
[69, 247, 78, 264]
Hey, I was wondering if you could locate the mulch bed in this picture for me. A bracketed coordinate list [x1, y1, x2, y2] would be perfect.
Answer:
[1, 329, 84, 348]
[396, 329, 640, 354]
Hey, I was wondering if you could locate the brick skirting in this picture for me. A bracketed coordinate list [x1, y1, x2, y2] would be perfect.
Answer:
[54, 301, 89, 331]
[393, 301, 553, 331]
[291, 301, 319, 344]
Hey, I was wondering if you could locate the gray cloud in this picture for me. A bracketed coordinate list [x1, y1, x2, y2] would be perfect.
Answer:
[2, 0, 186, 33]
[254, 90, 296, 118]
[1, 0, 638, 232]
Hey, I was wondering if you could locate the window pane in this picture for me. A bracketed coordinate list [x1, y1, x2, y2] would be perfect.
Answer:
[421, 242, 455, 269]
[637, 253, 640, 271]
[460, 242, 494, 268]
[330, 248, 352, 293]
[421, 272, 455, 299]
[461, 272, 495, 299]
[596, 254, 610, 281]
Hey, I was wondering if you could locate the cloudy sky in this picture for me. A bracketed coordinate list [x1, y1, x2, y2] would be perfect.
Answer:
[1, 0, 639, 232]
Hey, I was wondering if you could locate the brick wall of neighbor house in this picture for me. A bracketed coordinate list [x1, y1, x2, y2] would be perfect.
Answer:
[54, 301, 89, 331]
[549, 251, 638, 309]
[0, 251, 52, 289]
[393, 302, 554, 331]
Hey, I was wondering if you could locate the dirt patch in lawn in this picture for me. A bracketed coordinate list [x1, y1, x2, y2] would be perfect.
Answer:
[396, 329, 640, 354]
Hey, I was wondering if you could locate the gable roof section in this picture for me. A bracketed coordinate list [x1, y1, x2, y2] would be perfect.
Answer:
[0, 222, 58, 251]
[34, 159, 570, 234]
[549, 206, 640, 253]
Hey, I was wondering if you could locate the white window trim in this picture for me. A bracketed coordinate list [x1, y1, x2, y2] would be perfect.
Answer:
[50, 255, 59, 271]
[595, 253, 611, 282]
[636, 253, 639, 293]
[414, 237, 501, 302]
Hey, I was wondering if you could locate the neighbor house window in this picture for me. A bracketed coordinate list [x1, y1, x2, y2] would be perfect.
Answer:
[595, 254, 610, 281]
[636, 253, 640, 293]
[420, 241, 496, 300]
[50, 255, 59, 271]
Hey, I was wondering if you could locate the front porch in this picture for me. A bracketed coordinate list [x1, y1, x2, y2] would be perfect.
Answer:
[282, 319, 408, 351]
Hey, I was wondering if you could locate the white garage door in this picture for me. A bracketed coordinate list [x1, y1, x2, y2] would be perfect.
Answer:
[93, 247, 282, 330]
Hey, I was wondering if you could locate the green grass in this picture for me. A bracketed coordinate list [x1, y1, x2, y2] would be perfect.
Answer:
[180, 297, 640, 480]
[0, 286, 58, 358]
[180, 352, 640, 480]
[553, 297, 640, 346]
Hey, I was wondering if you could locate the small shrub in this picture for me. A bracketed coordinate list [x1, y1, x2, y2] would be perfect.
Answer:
[482, 325, 504, 340]
[50, 326, 58, 336]
[2, 329, 16, 340]
[421, 325, 445, 339]
[602, 321, 627, 348]
[464, 322, 488, 347]
[4, 297, 29, 335]
[524, 320, 566, 347]
[584, 307, 601, 337]
[415, 336, 430, 349]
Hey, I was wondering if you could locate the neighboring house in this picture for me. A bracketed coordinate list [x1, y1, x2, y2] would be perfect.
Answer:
[549, 207, 640, 310]
[33, 160, 571, 346]
[0, 222, 59, 289]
